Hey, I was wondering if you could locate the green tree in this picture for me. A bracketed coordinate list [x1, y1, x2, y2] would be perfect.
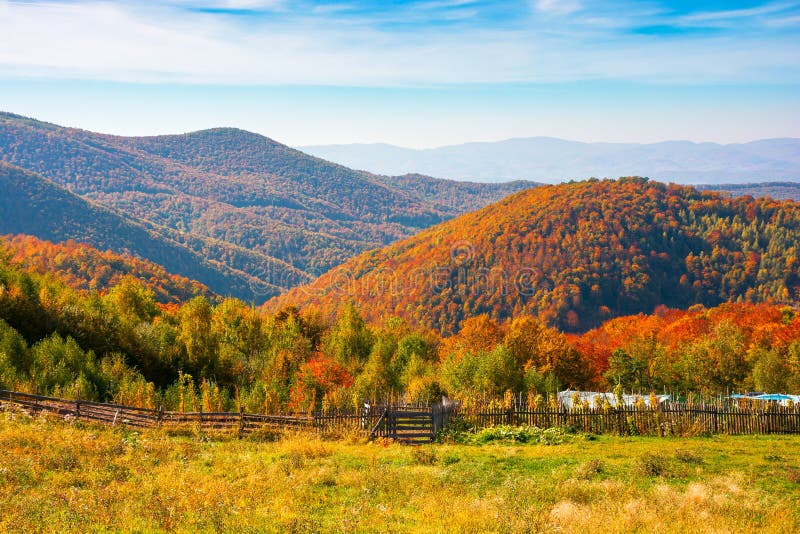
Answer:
[750, 348, 788, 393]
[0, 318, 29, 390]
[177, 297, 217, 378]
[323, 303, 373, 374]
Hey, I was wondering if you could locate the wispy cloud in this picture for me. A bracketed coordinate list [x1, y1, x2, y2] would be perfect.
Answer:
[681, 1, 795, 22]
[171, 0, 288, 11]
[534, 0, 582, 16]
[0, 0, 798, 86]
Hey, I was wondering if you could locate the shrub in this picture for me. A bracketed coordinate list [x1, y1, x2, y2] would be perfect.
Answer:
[475, 425, 569, 445]
[636, 453, 672, 478]
[575, 459, 605, 479]
[436, 415, 474, 444]
[442, 453, 461, 466]
[787, 468, 800, 484]
[410, 447, 438, 465]
[246, 427, 283, 442]
[675, 449, 704, 465]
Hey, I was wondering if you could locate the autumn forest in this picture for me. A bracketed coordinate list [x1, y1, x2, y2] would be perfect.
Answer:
[2, 115, 800, 414]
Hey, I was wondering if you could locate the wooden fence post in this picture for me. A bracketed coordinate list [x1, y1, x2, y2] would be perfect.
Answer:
[712, 405, 718, 434]
[616, 407, 626, 436]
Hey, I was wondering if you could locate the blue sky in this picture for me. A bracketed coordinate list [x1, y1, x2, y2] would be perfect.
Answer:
[0, 0, 798, 147]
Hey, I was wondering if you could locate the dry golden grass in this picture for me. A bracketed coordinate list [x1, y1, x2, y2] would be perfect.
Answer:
[0, 408, 798, 533]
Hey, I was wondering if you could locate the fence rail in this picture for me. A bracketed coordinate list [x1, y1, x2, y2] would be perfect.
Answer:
[0, 390, 416, 438]
[463, 402, 800, 436]
[2, 389, 799, 438]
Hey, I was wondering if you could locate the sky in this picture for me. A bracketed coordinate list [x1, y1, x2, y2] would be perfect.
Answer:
[0, 0, 799, 148]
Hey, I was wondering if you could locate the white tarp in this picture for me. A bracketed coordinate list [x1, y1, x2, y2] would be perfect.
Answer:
[729, 393, 800, 406]
[558, 390, 671, 409]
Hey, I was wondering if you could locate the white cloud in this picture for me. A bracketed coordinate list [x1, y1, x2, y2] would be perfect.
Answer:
[0, 0, 797, 86]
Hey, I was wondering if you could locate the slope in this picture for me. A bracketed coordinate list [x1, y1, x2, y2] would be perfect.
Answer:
[268, 177, 800, 333]
[1, 234, 217, 304]
[0, 162, 296, 301]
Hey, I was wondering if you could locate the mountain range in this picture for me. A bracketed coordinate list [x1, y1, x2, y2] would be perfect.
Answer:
[300, 137, 800, 184]
[0, 112, 532, 302]
[697, 182, 800, 201]
[4, 111, 800, 328]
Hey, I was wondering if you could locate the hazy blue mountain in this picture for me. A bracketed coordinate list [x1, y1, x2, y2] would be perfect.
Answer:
[697, 182, 800, 201]
[300, 137, 800, 184]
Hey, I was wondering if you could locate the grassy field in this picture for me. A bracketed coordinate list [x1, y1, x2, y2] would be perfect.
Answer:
[1, 409, 799, 533]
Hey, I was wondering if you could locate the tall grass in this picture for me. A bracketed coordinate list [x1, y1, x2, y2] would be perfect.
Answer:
[0, 408, 798, 533]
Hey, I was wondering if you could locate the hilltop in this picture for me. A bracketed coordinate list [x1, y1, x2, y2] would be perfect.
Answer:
[269, 177, 800, 332]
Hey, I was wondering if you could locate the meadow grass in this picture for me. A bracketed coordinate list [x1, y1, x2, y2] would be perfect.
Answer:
[0, 408, 798, 533]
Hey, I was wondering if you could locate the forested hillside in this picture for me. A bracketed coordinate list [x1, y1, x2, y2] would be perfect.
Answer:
[270, 177, 800, 333]
[0, 162, 293, 300]
[1, 234, 216, 304]
[1, 234, 798, 411]
[0, 112, 533, 291]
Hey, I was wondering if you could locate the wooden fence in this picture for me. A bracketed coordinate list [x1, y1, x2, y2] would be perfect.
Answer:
[464, 402, 800, 436]
[2, 389, 799, 438]
[0, 389, 425, 438]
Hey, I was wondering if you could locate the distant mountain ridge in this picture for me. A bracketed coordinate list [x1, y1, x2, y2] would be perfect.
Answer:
[300, 137, 800, 183]
[0, 112, 533, 302]
[697, 182, 800, 201]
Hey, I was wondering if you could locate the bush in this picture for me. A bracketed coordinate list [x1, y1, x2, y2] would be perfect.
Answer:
[442, 453, 461, 466]
[436, 415, 474, 444]
[475, 425, 569, 445]
[438, 423, 573, 445]
[410, 447, 438, 465]
[675, 449, 704, 464]
[575, 459, 605, 479]
[636, 453, 673, 478]
[787, 468, 800, 484]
